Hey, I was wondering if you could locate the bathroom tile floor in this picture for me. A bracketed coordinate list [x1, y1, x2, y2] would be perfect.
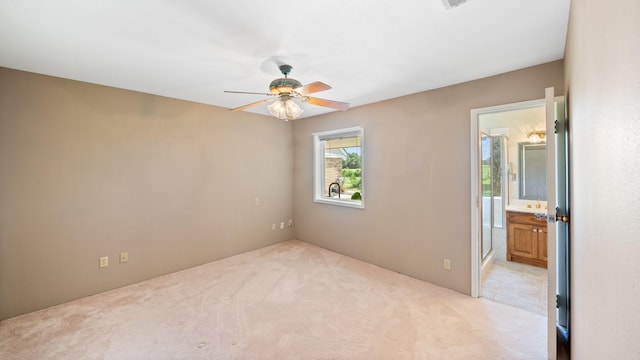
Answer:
[481, 259, 548, 316]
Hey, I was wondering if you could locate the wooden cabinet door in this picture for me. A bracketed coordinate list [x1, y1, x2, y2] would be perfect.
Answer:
[506, 211, 548, 268]
[510, 223, 538, 260]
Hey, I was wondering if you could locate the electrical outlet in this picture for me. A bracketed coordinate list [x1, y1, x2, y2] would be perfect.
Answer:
[119, 252, 129, 263]
[280, 222, 284, 229]
[288, 219, 293, 228]
[99, 256, 109, 268]
[443, 259, 451, 270]
[272, 223, 276, 230]
[254, 198, 260, 206]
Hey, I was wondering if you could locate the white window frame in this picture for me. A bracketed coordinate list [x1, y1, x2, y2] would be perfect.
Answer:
[312, 126, 364, 209]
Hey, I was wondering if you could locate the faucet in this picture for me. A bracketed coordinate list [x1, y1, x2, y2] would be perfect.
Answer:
[328, 182, 341, 198]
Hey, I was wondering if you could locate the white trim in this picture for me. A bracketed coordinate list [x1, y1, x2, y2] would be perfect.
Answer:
[312, 126, 363, 140]
[470, 110, 480, 298]
[470, 98, 545, 298]
[312, 126, 364, 209]
[314, 197, 365, 209]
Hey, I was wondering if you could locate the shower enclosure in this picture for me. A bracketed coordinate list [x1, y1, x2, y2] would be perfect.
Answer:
[481, 134, 507, 260]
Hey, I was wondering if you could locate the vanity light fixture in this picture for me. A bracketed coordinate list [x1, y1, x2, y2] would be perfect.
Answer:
[527, 129, 546, 143]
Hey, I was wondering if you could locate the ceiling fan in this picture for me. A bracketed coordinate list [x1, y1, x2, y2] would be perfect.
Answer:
[224, 64, 349, 120]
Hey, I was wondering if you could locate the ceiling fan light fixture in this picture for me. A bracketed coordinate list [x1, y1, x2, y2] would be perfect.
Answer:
[267, 97, 303, 121]
[225, 63, 348, 117]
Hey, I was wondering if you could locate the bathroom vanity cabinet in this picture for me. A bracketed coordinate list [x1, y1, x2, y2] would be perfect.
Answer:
[506, 211, 547, 268]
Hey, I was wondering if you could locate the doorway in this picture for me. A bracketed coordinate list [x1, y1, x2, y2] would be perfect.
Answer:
[475, 104, 548, 316]
[471, 92, 569, 360]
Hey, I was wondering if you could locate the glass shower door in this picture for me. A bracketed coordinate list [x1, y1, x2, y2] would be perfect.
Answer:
[481, 134, 506, 260]
[481, 134, 492, 259]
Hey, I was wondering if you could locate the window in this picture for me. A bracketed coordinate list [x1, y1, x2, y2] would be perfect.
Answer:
[313, 127, 364, 208]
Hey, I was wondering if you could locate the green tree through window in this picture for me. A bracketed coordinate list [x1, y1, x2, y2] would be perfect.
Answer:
[342, 153, 361, 169]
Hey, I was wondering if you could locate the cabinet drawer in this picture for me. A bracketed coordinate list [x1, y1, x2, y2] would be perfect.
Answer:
[507, 211, 547, 226]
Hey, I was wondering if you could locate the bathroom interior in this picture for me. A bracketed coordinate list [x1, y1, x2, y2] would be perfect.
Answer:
[479, 105, 548, 316]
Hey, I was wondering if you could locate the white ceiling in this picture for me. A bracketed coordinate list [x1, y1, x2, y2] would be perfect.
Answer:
[0, 0, 570, 119]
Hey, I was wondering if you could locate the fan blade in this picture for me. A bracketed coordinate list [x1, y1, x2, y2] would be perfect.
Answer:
[229, 99, 270, 112]
[305, 97, 349, 111]
[295, 81, 332, 95]
[224, 90, 274, 96]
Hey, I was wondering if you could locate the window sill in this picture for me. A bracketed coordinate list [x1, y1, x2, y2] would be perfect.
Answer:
[314, 197, 364, 209]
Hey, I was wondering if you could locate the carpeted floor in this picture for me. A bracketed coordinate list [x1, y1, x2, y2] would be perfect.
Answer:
[0, 240, 546, 359]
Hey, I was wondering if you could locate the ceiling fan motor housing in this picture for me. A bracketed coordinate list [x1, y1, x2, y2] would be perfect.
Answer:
[269, 78, 302, 95]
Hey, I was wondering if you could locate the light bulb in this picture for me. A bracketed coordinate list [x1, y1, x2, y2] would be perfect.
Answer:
[530, 133, 541, 143]
[284, 99, 303, 120]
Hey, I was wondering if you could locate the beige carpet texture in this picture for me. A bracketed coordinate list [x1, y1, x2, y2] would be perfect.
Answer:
[0, 240, 546, 359]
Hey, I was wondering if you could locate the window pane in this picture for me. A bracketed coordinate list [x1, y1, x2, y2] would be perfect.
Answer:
[313, 127, 364, 208]
[323, 136, 361, 201]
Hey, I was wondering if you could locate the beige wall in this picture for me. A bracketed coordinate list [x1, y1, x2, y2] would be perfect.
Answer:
[0, 61, 564, 320]
[0, 69, 294, 320]
[565, 0, 640, 357]
[293, 61, 563, 294]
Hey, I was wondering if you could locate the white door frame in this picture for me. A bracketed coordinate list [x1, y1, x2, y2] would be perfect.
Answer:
[469, 98, 546, 298]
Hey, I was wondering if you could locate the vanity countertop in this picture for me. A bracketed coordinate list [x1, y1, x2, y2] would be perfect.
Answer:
[505, 204, 547, 215]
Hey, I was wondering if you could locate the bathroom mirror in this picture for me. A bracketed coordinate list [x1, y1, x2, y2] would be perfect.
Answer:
[519, 143, 546, 200]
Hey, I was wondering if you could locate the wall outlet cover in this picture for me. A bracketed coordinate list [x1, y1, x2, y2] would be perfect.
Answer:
[99, 256, 109, 268]
[443, 259, 451, 270]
